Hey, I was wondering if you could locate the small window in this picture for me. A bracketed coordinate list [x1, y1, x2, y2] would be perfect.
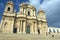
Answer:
[53, 29, 55, 33]
[4, 22, 7, 27]
[5, 22, 7, 25]
[57, 29, 59, 33]
[7, 7, 10, 11]
[44, 26, 46, 28]
[34, 22, 35, 24]
[49, 29, 51, 32]
[28, 11, 30, 16]
[3, 18, 5, 20]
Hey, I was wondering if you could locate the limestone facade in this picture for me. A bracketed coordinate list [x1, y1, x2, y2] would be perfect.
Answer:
[0, 1, 48, 35]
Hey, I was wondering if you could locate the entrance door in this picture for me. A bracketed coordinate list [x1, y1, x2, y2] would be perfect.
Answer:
[26, 25, 30, 34]
[38, 29, 40, 34]
[13, 28, 17, 33]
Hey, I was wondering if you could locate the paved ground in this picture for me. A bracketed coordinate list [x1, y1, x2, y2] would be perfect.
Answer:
[0, 33, 60, 40]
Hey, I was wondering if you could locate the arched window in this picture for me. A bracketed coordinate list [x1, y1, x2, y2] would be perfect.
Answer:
[7, 7, 10, 11]
[53, 29, 55, 33]
[4, 22, 7, 27]
[57, 29, 59, 33]
[28, 11, 30, 16]
[49, 29, 51, 32]
[23, 8, 25, 14]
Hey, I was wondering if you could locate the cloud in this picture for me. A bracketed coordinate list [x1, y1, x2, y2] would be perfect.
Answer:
[29, 0, 41, 11]
[29, 0, 49, 11]
[29, 0, 60, 27]
[41, 0, 60, 27]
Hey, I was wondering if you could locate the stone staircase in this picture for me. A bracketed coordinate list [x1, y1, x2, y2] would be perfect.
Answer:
[0, 33, 60, 40]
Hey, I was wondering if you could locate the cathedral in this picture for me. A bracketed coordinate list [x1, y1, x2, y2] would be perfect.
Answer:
[0, 1, 48, 35]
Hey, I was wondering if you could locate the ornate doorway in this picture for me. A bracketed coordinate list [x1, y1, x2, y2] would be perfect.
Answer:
[38, 29, 40, 34]
[13, 28, 17, 33]
[26, 25, 30, 34]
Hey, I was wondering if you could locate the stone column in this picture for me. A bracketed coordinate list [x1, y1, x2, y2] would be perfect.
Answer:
[20, 7, 23, 14]
[33, 23, 34, 32]
[19, 20, 21, 33]
[23, 21, 26, 34]
[35, 22, 38, 34]
[31, 22, 34, 34]
[10, 20, 14, 33]
[16, 22, 18, 33]
[24, 8, 26, 14]
[39, 22, 42, 34]
[17, 26, 19, 33]
[20, 20, 23, 33]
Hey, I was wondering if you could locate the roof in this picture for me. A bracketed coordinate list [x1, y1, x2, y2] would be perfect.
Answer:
[38, 8, 45, 14]
[20, 3, 36, 10]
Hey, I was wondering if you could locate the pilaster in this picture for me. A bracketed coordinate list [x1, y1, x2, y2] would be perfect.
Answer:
[23, 21, 26, 34]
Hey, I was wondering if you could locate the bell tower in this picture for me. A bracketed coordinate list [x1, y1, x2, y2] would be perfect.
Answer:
[4, 1, 14, 14]
[37, 8, 48, 35]
[1, 1, 16, 33]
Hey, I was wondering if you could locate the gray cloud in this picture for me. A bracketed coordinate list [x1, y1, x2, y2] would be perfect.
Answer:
[29, 0, 60, 27]
[29, 0, 40, 11]
[41, 0, 60, 27]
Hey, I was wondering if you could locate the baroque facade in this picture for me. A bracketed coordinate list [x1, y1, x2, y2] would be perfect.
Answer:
[0, 1, 48, 35]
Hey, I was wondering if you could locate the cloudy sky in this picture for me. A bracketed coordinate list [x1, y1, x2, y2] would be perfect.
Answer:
[0, 0, 60, 28]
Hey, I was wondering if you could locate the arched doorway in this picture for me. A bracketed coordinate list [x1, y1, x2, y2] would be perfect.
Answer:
[13, 26, 17, 33]
[38, 29, 40, 34]
[26, 25, 30, 34]
[13, 28, 17, 33]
